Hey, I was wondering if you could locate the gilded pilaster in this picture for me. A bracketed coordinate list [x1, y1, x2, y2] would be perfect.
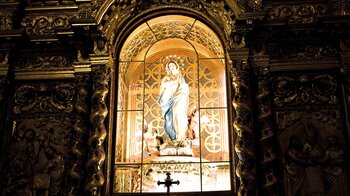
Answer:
[229, 48, 257, 196]
[252, 55, 279, 195]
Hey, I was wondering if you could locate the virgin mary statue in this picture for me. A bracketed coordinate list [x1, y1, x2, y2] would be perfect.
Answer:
[158, 58, 189, 141]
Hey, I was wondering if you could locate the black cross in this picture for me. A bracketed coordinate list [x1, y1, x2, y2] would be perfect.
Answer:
[157, 172, 180, 195]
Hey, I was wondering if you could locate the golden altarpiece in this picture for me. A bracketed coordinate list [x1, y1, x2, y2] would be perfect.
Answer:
[0, 0, 350, 195]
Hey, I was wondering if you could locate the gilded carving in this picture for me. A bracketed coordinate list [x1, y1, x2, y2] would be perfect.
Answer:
[66, 74, 90, 195]
[14, 55, 72, 69]
[276, 110, 349, 196]
[85, 66, 111, 195]
[231, 60, 256, 195]
[2, 117, 72, 195]
[331, 0, 350, 16]
[21, 16, 71, 35]
[265, 3, 328, 24]
[99, 0, 235, 51]
[0, 14, 12, 31]
[202, 1, 236, 47]
[13, 83, 76, 114]
[234, 0, 262, 12]
[270, 45, 338, 60]
[273, 74, 338, 107]
[254, 67, 278, 193]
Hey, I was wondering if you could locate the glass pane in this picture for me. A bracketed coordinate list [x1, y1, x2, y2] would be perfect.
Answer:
[115, 111, 144, 164]
[200, 109, 229, 162]
[117, 62, 144, 111]
[202, 162, 231, 191]
[141, 163, 201, 193]
[114, 164, 141, 193]
[199, 59, 226, 108]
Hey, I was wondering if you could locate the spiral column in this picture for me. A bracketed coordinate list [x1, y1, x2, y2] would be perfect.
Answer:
[85, 66, 111, 195]
[253, 56, 279, 195]
[229, 49, 257, 196]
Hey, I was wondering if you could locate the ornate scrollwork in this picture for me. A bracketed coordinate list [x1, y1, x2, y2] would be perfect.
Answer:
[273, 74, 338, 107]
[270, 45, 338, 60]
[231, 60, 256, 195]
[13, 83, 76, 114]
[254, 67, 279, 194]
[21, 16, 71, 35]
[85, 66, 111, 195]
[265, 3, 328, 24]
[15, 55, 72, 69]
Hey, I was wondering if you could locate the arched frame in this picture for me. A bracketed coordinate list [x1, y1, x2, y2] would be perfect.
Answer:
[107, 8, 236, 195]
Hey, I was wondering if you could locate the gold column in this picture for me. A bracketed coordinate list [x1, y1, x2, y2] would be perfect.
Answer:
[229, 48, 257, 196]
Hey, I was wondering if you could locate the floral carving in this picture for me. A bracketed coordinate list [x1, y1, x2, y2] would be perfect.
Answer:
[270, 45, 338, 60]
[265, 3, 328, 24]
[15, 56, 72, 69]
[273, 74, 338, 107]
[13, 83, 76, 114]
[21, 16, 71, 35]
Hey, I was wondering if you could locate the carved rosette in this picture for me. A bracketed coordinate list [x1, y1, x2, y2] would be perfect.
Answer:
[85, 66, 111, 195]
[13, 83, 76, 114]
[254, 67, 278, 193]
[231, 60, 256, 195]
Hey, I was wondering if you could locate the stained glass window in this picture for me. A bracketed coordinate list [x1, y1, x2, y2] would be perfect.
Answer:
[114, 15, 230, 193]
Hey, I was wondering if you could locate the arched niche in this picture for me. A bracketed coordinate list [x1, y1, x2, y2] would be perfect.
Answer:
[112, 14, 232, 194]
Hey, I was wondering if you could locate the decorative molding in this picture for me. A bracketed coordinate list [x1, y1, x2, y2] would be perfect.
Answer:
[13, 83, 76, 114]
[265, 3, 329, 24]
[269, 44, 338, 61]
[272, 74, 338, 107]
[14, 55, 73, 69]
[21, 16, 71, 36]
